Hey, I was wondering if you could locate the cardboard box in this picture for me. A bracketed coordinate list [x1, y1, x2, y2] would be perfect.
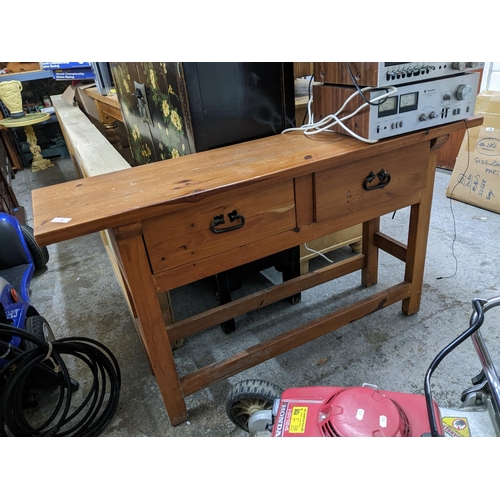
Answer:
[61, 84, 76, 105]
[446, 90, 500, 214]
[61, 83, 98, 117]
[3, 62, 42, 73]
[75, 84, 100, 119]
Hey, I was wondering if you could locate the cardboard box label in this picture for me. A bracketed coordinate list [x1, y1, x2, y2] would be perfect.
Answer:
[447, 120, 500, 214]
[476, 135, 500, 157]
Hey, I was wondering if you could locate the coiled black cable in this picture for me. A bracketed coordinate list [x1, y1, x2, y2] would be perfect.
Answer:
[0, 324, 121, 437]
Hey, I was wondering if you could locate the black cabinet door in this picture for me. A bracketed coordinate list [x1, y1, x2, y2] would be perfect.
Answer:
[111, 62, 295, 165]
[110, 62, 195, 165]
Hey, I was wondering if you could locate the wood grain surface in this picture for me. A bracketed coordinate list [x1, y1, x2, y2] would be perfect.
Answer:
[32, 117, 482, 247]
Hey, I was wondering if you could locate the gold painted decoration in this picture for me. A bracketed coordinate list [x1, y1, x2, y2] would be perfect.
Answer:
[0, 80, 24, 118]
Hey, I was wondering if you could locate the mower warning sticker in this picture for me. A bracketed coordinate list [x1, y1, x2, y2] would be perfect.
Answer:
[273, 403, 308, 436]
[442, 417, 471, 437]
[289, 407, 308, 434]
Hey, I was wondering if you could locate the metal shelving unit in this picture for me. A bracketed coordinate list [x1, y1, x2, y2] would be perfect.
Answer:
[0, 69, 68, 168]
[0, 70, 52, 82]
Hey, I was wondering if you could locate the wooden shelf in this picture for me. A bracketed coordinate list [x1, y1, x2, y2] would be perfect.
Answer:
[0, 70, 52, 82]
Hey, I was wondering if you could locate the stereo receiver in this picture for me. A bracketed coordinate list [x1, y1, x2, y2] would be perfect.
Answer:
[314, 62, 482, 87]
[312, 71, 480, 141]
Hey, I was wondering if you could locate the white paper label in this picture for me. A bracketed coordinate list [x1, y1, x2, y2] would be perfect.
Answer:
[356, 409, 365, 420]
[380, 415, 387, 428]
[51, 217, 72, 223]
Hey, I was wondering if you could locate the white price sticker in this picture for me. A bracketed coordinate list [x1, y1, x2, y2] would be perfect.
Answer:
[51, 217, 72, 223]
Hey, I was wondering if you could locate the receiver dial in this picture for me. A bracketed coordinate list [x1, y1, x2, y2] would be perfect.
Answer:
[455, 84, 472, 100]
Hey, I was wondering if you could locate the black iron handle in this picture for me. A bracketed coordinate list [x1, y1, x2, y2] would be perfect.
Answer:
[363, 169, 391, 190]
[211, 210, 245, 234]
[132, 89, 147, 115]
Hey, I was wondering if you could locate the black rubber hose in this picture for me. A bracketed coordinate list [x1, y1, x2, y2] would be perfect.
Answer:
[0, 324, 121, 437]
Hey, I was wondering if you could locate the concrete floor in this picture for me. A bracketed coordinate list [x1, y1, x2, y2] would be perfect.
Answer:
[10, 155, 500, 437]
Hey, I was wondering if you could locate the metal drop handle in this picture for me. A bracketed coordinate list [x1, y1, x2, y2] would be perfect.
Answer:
[211, 210, 245, 234]
[363, 169, 391, 190]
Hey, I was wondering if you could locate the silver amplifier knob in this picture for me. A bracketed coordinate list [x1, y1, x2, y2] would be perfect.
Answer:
[452, 62, 466, 71]
[455, 84, 472, 100]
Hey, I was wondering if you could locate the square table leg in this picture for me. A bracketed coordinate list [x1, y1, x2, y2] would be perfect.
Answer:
[402, 142, 441, 316]
[112, 223, 188, 426]
[362, 217, 380, 288]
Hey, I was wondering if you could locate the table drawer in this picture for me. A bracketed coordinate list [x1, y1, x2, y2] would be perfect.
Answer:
[315, 142, 429, 224]
[143, 180, 296, 275]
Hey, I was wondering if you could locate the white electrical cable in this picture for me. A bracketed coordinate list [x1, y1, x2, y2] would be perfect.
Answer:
[303, 243, 334, 263]
[283, 84, 398, 144]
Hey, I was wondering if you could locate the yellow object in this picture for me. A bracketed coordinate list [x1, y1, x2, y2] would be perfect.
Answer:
[0, 114, 54, 172]
[289, 407, 308, 434]
[0, 79, 54, 172]
[0, 80, 24, 117]
[0, 113, 50, 128]
[442, 417, 471, 437]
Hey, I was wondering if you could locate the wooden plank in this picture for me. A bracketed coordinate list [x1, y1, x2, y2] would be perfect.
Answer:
[167, 254, 365, 342]
[374, 232, 407, 262]
[180, 282, 412, 396]
[32, 116, 483, 247]
[51, 95, 130, 178]
[361, 218, 380, 287]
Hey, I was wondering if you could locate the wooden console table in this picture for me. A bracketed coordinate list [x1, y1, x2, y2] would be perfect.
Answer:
[32, 117, 482, 426]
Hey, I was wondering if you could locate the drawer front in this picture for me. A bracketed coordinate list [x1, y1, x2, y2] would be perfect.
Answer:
[143, 180, 296, 275]
[315, 142, 429, 224]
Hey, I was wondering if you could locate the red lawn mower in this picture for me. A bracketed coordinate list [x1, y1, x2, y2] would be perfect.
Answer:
[226, 296, 500, 437]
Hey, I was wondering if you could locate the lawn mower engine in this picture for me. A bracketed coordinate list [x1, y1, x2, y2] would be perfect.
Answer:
[269, 385, 438, 437]
[226, 296, 500, 438]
